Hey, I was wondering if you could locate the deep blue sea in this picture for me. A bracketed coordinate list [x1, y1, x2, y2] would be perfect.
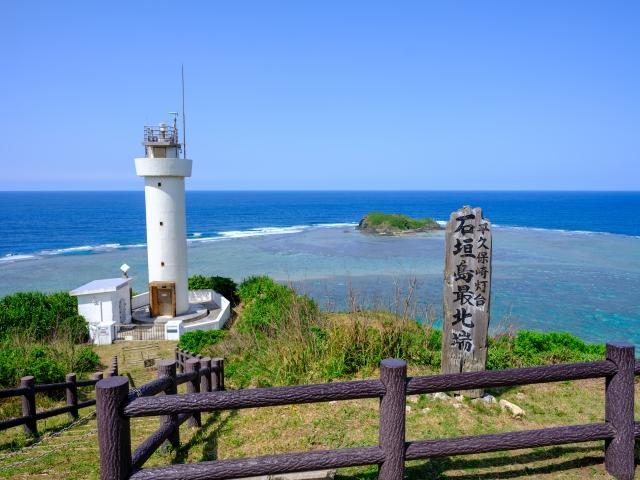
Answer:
[1, 191, 639, 257]
[1, 191, 639, 345]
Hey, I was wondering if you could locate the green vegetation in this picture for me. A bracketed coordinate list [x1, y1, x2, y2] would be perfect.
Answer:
[0, 291, 98, 388]
[235, 275, 318, 335]
[0, 291, 88, 342]
[177, 330, 225, 354]
[487, 330, 605, 369]
[188, 274, 240, 306]
[197, 277, 605, 389]
[0, 337, 100, 387]
[358, 212, 440, 234]
[0, 279, 625, 479]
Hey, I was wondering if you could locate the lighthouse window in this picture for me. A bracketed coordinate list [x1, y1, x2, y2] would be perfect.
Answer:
[161, 261, 165, 267]
[157, 182, 162, 187]
[159, 221, 163, 226]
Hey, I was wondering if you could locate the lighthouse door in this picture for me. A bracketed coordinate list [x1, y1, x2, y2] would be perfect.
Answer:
[150, 282, 176, 317]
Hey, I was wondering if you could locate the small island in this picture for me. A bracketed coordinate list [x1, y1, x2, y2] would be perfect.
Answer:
[357, 212, 442, 235]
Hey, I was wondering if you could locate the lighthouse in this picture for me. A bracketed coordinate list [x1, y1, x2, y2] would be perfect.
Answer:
[135, 118, 191, 317]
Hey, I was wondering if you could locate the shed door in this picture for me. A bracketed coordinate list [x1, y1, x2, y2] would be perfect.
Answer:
[156, 285, 176, 317]
[150, 282, 176, 317]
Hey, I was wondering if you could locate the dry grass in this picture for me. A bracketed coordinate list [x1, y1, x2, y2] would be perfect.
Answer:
[1, 340, 639, 479]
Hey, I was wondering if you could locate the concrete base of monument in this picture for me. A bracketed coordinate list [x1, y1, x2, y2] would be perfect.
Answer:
[131, 304, 212, 325]
[127, 289, 231, 340]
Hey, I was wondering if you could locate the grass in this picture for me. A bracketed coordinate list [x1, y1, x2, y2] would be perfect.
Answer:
[0, 278, 634, 479]
[204, 277, 606, 389]
[1, 339, 638, 479]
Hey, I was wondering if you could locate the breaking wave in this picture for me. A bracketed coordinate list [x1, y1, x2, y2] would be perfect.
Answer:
[1, 221, 637, 265]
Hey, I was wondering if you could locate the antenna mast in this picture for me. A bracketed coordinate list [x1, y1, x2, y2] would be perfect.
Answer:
[181, 64, 187, 159]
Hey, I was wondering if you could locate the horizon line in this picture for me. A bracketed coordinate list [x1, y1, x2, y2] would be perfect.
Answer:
[1, 189, 639, 193]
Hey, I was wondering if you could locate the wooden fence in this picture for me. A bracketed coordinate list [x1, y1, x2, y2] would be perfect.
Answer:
[97, 350, 224, 478]
[175, 347, 224, 388]
[96, 342, 640, 480]
[0, 356, 119, 437]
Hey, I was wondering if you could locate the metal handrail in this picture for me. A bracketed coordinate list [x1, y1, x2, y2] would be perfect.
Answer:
[143, 126, 178, 144]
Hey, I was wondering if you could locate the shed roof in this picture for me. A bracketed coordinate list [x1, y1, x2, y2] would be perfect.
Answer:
[70, 278, 131, 296]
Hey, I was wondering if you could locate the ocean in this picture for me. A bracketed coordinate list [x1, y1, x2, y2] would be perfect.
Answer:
[1, 191, 639, 345]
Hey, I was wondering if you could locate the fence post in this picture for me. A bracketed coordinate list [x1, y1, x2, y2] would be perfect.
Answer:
[185, 358, 201, 427]
[378, 359, 406, 480]
[212, 358, 225, 391]
[20, 376, 37, 436]
[96, 376, 131, 480]
[107, 356, 118, 377]
[178, 349, 185, 373]
[157, 360, 179, 450]
[604, 342, 635, 480]
[65, 373, 78, 419]
[200, 357, 212, 393]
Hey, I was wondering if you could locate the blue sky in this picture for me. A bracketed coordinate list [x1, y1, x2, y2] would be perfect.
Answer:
[1, 1, 638, 190]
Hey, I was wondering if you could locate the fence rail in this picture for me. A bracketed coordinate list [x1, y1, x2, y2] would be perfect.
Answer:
[0, 356, 119, 437]
[98, 349, 224, 478]
[116, 324, 166, 342]
[97, 343, 639, 480]
[143, 125, 178, 144]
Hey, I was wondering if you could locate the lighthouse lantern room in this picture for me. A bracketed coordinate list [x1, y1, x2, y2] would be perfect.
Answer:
[135, 117, 192, 317]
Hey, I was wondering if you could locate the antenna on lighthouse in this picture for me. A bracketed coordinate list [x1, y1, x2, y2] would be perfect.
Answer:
[181, 64, 187, 160]
[169, 112, 178, 142]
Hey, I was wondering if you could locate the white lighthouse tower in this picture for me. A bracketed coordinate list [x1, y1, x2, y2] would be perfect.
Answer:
[135, 118, 191, 317]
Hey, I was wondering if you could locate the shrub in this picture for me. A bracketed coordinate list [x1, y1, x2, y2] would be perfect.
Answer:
[0, 338, 101, 388]
[209, 276, 439, 387]
[0, 347, 23, 387]
[188, 275, 239, 306]
[0, 291, 88, 342]
[203, 276, 606, 389]
[0, 345, 65, 386]
[238, 275, 287, 302]
[178, 329, 225, 354]
[212, 310, 442, 388]
[236, 276, 318, 335]
[487, 330, 605, 370]
[25, 347, 67, 385]
[72, 346, 101, 373]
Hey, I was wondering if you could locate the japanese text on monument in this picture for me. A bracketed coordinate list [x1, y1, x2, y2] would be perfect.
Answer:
[442, 206, 492, 394]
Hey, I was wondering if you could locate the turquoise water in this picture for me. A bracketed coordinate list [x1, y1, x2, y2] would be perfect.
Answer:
[1, 223, 638, 346]
[0, 191, 639, 346]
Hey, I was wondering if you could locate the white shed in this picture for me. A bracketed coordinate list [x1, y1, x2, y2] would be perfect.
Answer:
[70, 278, 132, 344]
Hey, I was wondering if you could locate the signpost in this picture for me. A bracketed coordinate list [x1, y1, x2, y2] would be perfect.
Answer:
[442, 206, 492, 398]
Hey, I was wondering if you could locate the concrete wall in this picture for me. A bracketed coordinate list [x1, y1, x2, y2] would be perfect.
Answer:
[163, 290, 231, 339]
[76, 285, 131, 343]
[76, 287, 131, 325]
[143, 176, 189, 315]
[182, 291, 231, 333]
[135, 156, 192, 317]
[77, 291, 113, 326]
[132, 292, 150, 309]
